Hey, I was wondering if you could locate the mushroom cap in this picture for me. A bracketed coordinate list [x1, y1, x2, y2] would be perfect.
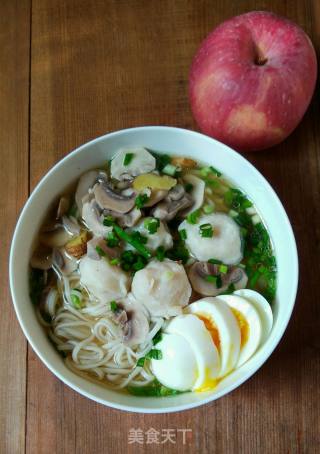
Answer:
[75, 170, 99, 212]
[188, 261, 248, 296]
[119, 294, 150, 346]
[151, 185, 193, 221]
[93, 181, 135, 214]
[79, 255, 129, 302]
[179, 213, 243, 264]
[110, 148, 156, 181]
[131, 259, 192, 318]
[82, 199, 112, 237]
[182, 174, 205, 215]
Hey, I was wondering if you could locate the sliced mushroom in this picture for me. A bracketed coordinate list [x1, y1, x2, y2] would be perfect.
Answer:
[52, 248, 78, 275]
[82, 199, 112, 237]
[165, 184, 185, 201]
[39, 226, 73, 248]
[151, 185, 193, 221]
[110, 148, 156, 181]
[62, 215, 81, 235]
[75, 170, 99, 212]
[115, 175, 134, 190]
[86, 236, 121, 260]
[182, 174, 205, 215]
[103, 206, 142, 228]
[144, 189, 168, 207]
[93, 181, 135, 214]
[118, 295, 149, 346]
[188, 261, 248, 296]
[56, 196, 70, 219]
[30, 246, 53, 270]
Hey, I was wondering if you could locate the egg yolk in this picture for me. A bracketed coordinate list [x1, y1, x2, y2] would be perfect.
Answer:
[195, 367, 219, 392]
[197, 314, 220, 351]
[231, 308, 249, 348]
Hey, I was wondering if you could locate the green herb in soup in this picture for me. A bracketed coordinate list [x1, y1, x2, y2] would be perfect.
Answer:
[29, 146, 276, 397]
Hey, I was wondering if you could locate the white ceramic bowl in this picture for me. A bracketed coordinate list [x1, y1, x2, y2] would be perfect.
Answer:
[10, 126, 298, 413]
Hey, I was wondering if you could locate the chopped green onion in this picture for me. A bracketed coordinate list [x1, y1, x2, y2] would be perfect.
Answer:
[187, 209, 200, 225]
[144, 217, 160, 234]
[184, 183, 193, 193]
[103, 215, 115, 226]
[146, 349, 162, 360]
[113, 224, 152, 259]
[219, 264, 228, 274]
[137, 357, 145, 367]
[95, 245, 106, 256]
[71, 294, 82, 309]
[229, 209, 238, 218]
[135, 193, 150, 209]
[121, 250, 136, 264]
[208, 258, 222, 265]
[209, 166, 222, 177]
[205, 275, 217, 284]
[226, 283, 235, 293]
[216, 275, 222, 288]
[153, 330, 162, 345]
[249, 269, 261, 287]
[205, 275, 222, 288]
[110, 258, 120, 266]
[162, 163, 178, 176]
[123, 152, 134, 166]
[199, 223, 213, 238]
[131, 230, 148, 244]
[165, 242, 189, 264]
[110, 300, 118, 312]
[200, 167, 211, 177]
[150, 151, 171, 171]
[179, 229, 187, 240]
[203, 204, 214, 214]
[205, 178, 220, 188]
[132, 256, 147, 271]
[156, 246, 166, 262]
[106, 230, 120, 248]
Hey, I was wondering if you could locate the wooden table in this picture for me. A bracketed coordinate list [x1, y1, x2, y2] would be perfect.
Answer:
[1, 1, 319, 453]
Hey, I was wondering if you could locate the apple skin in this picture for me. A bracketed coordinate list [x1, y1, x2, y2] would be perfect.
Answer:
[189, 11, 317, 151]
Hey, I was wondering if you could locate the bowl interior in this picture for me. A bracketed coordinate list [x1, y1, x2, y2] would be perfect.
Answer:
[10, 126, 298, 413]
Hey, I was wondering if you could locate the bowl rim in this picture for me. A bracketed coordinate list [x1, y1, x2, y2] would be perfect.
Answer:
[9, 125, 299, 413]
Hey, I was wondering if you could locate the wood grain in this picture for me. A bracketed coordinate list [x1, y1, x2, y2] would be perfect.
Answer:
[0, 1, 30, 453]
[2, 0, 319, 453]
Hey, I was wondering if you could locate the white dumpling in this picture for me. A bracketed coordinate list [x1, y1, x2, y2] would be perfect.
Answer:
[79, 256, 129, 302]
[131, 259, 191, 318]
[110, 148, 156, 180]
[127, 218, 173, 252]
[179, 213, 242, 265]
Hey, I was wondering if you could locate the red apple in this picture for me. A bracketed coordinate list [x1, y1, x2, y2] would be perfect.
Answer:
[189, 11, 317, 151]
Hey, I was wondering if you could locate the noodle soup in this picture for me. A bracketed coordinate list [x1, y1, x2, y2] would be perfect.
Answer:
[30, 147, 276, 396]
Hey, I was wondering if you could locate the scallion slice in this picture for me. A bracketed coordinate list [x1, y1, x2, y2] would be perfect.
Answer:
[123, 152, 134, 166]
[162, 163, 177, 176]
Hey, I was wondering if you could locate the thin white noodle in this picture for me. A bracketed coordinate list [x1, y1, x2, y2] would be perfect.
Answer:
[46, 273, 164, 389]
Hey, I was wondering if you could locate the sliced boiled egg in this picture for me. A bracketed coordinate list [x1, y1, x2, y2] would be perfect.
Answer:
[185, 298, 241, 378]
[216, 294, 262, 367]
[165, 314, 221, 391]
[150, 333, 198, 391]
[234, 289, 273, 343]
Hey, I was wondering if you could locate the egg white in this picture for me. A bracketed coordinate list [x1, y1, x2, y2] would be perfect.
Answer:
[216, 294, 262, 367]
[185, 298, 241, 378]
[150, 333, 198, 391]
[234, 289, 273, 344]
[165, 314, 221, 390]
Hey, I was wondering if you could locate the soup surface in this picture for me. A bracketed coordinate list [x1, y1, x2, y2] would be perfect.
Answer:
[30, 148, 276, 396]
